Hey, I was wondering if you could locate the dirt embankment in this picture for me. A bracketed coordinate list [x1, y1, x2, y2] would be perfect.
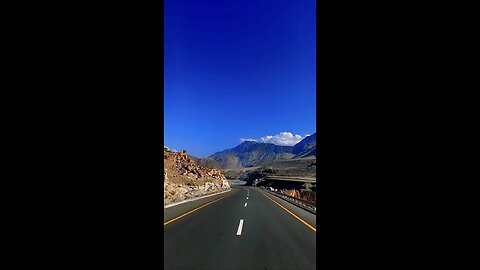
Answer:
[164, 148, 230, 206]
[279, 189, 316, 203]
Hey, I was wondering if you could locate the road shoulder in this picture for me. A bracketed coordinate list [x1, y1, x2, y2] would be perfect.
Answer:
[164, 187, 239, 223]
[255, 187, 316, 229]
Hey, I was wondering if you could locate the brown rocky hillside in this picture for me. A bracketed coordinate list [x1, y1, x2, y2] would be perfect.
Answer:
[190, 156, 222, 169]
[164, 148, 230, 206]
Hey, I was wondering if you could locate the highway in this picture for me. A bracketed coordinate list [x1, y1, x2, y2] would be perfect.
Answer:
[164, 186, 316, 270]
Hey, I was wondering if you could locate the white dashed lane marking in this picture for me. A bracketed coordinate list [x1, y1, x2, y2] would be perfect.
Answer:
[236, 219, 244, 235]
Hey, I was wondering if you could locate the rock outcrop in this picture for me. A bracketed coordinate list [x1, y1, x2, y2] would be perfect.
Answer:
[279, 189, 316, 203]
[164, 148, 230, 206]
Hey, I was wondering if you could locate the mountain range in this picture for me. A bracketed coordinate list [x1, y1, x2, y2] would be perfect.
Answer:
[292, 132, 316, 157]
[193, 132, 316, 169]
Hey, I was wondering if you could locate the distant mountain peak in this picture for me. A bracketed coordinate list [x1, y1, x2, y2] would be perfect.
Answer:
[210, 141, 295, 169]
[240, 140, 258, 145]
[292, 132, 316, 158]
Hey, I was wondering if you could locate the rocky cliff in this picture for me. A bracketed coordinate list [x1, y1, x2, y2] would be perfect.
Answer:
[164, 148, 230, 206]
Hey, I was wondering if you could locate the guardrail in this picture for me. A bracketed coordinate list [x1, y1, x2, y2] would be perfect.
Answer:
[264, 176, 316, 183]
[262, 188, 316, 214]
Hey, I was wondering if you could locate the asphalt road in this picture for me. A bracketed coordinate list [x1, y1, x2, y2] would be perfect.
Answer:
[164, 186, 316, 270]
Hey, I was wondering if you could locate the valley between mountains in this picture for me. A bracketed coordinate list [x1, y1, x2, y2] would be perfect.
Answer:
[164, 133, 316, 206]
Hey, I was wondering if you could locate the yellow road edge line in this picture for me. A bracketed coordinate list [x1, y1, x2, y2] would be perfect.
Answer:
[164, 192, 233, 226]
[258, 190, 316, 232]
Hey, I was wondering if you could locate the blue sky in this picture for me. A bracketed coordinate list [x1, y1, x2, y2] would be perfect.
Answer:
[164, 0, 316, 157]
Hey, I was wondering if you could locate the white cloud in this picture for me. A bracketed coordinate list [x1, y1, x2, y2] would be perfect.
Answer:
[240, 132, 309, 146]
[240, 138, 257, 142]
[164, 146, 178, 152]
